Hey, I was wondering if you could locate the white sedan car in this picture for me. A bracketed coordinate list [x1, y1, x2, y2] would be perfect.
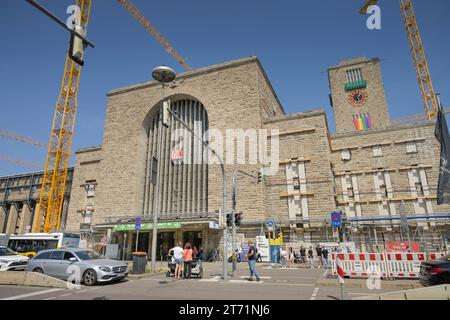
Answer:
[0, 246, 29, 271]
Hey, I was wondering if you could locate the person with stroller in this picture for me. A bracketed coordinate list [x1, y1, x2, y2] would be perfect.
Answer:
[183, 242, 193, 279]
[168, 242, 184, 279]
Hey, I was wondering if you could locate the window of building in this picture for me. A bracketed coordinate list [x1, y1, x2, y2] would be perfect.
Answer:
[293, 177, 300, 190]
[341, 149, 352, 161]
[348, 187, 355, 199]
[380, 184, 388, 197]
[415, 182, 424, 197]
[406, 142, 417, 154]
[85, 182, 96, 197]
[83, 210, 92, 224]
[346, 68, 363, 83]
[372, 145, 383, 157]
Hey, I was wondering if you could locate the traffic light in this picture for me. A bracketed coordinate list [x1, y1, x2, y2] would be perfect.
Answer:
[274, 226, 280, 239]
[69, 25, 86, 66]
[162, 99, 171, 127]
[256, 171, 262, 184]
[226, 213, 232, 227]
[234, 211, 243, 227]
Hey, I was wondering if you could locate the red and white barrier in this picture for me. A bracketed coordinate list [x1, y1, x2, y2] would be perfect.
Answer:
[336, 254, 345, 284]
[330, 251, 445, 279]
[385, 252, 425, 278]
[428, 252, 446, 260]
[331, 253, 388, 278]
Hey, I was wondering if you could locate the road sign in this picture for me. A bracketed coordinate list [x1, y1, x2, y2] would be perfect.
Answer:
[135, 217, 141, 230]
[171, 149, 184, 165]
[331, 211, 342, 228]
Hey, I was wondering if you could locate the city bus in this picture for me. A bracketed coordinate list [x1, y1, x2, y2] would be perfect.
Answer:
[7, 233, 80, 258]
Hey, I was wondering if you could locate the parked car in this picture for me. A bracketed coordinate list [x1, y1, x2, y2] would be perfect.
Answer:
[25, 248, 128, 286]
[419, 255, 450, 286]
[0, 246, 29, 271]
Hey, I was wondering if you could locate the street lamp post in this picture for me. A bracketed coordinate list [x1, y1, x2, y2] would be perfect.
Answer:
[167, 104, 228, 279]
[151, 66, 176, 273]
[151, 67, 229, 279]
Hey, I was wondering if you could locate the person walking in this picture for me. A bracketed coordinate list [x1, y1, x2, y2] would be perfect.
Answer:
[182, 243, 193, 279]
[316, 245, 323, 269]
[193, 245, 198, 260]
[288, 247, 294, 267]
[300, 246, 307, 267]
[322, 247, 329, 269]
[308, 246, 314, 269]
[280, 247, 288, 268]
[198, 247, 204, 261]
[168, 242, 184, 279]
[246, 241, 260, 282]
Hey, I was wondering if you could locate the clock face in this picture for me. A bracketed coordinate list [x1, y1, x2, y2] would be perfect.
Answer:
[348, 90, 368, 107]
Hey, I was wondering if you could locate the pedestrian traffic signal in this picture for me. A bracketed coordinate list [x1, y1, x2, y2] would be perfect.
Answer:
[69, 27, 86, 66]
[235, 211, 243, 226]
[226, 213, 232, 227]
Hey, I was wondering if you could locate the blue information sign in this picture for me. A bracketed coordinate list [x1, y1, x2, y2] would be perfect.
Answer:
[135, 217, 141, 230]
[330, 211, 342, 228]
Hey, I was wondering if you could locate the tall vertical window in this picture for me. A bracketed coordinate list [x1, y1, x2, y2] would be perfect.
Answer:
[143, 99, 209, 219]
[346, 68, 363, 83]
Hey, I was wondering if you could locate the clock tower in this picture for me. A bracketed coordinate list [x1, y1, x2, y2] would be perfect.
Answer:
[328, 57, 390, 134]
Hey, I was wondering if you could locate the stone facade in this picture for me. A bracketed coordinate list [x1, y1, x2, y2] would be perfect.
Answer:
[0, 169, 73, 234]
[329, 57, 390, 133]
[57, 56, 449, 256]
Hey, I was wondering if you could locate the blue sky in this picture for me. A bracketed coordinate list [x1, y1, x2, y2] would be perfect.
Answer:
[0, 0, 449, 176]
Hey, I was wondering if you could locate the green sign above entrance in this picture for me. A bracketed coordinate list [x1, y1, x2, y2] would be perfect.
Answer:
[112, 222, 182, 232]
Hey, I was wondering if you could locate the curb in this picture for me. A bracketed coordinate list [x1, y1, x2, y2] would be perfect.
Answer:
[317, 279, 422, 289]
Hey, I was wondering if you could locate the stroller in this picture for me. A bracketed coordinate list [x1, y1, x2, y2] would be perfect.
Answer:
[166, 255, 204, 279]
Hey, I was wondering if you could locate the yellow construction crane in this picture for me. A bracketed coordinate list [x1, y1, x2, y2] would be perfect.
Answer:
[32, 0, 93, 233]
[117, 0, 192, 71]
[26, 0, 190, 233]
[359, 0, 440, 120]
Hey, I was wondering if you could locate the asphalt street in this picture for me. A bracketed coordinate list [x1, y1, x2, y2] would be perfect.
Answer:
[0, 263, 403, 300]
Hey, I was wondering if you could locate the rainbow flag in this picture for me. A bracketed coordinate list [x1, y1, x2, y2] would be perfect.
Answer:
[365, 113, 372, 129]
[358, 115, 365, 130]
[353, 115, 360, 130]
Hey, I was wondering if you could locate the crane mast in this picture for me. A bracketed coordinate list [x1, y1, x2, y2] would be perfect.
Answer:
[400, 0, 439, 120]
[117, 0, 193, 71]
[33, 0, 93, 233]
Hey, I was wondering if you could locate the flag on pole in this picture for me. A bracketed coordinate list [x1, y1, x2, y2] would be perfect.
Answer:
[435, 101, 450, 204]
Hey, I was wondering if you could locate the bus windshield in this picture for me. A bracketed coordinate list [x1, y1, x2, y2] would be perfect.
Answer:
[8, 239, 58, 254]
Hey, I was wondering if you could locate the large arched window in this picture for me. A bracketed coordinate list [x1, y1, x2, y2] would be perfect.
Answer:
[143, 99, 208, 219]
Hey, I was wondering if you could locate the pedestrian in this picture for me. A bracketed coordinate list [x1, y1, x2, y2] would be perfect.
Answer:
[308, 246, 314, 269]
[212, 247, 218, 262]
[193, 245, 198, 259]
[198, 247, 204, 261]
[246, 241, 260, 282]
[316, 245, 323, 269]
[182, 242, 193, 279]
[322, 247, 329, 269]
[280, 247, 287, 268]
[288, 247, 295, 267]
[168, 242, 184, 279]
[300, 246, 307, 267]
